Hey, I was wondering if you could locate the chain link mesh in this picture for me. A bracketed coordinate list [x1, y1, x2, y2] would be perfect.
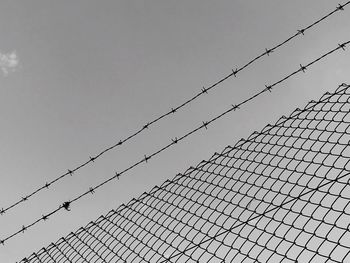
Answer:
[21, 84, 350, 262]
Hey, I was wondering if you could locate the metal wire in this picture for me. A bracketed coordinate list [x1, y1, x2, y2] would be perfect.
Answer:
[1, 1, 349, 216]
[3, 39, 350, 248]
[19, 83, 350, 262]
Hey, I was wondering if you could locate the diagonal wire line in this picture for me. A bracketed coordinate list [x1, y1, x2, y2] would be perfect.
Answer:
[1, 1, 349, 216]
[2, 39, 350, 246]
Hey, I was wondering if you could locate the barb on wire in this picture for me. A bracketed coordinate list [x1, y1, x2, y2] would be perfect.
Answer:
[19, 82, 350, 262]
[3, 39, 350, 247]
[2, 1, 349, 217]
[297, 29, 305, 35]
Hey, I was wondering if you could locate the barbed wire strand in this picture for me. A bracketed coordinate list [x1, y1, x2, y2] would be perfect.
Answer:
[19, 83, 350, 262]
[2, 39, 350, 247]
[1, 1, 349, 217]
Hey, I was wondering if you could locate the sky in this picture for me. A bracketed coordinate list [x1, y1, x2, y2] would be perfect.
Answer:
[0, 1, 349, 262]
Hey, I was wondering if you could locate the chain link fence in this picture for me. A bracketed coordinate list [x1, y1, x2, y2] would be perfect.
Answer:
[21, 83, 350, 262]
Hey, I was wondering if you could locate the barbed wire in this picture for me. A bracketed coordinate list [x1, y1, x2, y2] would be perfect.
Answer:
[2, 38, 350, 247]
[18, 83, 350, 262]
[1, 1, 349, 217]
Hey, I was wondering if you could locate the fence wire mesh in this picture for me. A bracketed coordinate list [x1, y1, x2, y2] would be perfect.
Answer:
[20, 83, 350, 262]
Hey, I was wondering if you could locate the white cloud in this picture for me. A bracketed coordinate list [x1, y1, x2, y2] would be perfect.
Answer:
[0, 51, 19, 76]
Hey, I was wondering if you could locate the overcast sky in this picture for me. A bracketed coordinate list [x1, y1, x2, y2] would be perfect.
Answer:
[0, 1, 349, 262]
